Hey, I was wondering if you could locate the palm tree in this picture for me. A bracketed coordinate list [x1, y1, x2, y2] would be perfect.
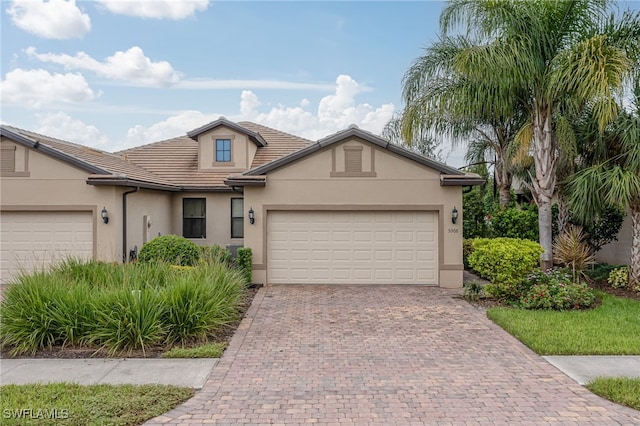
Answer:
[432, 0, 638, 268]
[400, 34, 525, 207]
[567, 68, 640, 287]
[381, 113, 443, 160]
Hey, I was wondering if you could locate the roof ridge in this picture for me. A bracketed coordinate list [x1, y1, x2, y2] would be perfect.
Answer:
[238, 121, 313, 143]
[2, 125, 123, 159]
[116, 135, 192, 154]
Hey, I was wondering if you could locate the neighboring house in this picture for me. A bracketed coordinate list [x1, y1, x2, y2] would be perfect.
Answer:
[0, 119, 483, 287]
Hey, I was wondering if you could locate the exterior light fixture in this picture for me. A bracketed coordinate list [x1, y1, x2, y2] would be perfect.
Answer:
[452, 207, 459, 224]
[248, 207, 255, 225]
[101, 207, 109, 224]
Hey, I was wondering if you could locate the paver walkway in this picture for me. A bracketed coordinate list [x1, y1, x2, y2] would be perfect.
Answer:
[148, 286, 640, 425]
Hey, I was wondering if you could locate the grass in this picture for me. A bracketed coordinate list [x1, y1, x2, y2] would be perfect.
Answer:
[162, 342, 226, 358]
[0, 383, 193, 425]
[586, 378, 640, 411]
[487, 292, 640, 355]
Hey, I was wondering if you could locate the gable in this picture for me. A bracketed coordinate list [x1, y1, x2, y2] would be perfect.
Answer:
[194, 125, 258, 172]
[267, 136, 443, 181]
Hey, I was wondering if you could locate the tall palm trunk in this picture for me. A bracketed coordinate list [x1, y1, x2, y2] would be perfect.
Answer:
[630, 198, 640, 289]
[530, 104, 556, 269]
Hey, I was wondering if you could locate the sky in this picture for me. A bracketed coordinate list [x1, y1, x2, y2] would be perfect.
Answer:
[1, 1, 639, 168]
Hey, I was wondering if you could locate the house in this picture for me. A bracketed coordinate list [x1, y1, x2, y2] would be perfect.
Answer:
[0, 119, 484, 287]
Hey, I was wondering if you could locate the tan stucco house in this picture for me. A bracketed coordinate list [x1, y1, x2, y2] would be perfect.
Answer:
[0, 119, 484, 287]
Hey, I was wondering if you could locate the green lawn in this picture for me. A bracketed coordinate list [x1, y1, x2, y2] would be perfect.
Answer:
[0, 383, 193, 425]
[487, 293, 640, 355]
[586, 378, 640, 411]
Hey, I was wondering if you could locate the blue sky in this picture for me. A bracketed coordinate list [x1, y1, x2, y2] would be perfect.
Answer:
[1, 1, 638, 168]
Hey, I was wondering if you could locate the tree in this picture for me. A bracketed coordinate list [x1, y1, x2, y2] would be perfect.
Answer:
[381, 113, 443, 161]
[400, 33, 525, 207]
[567, 67, 640, 287]
[432, 0, 638, 268]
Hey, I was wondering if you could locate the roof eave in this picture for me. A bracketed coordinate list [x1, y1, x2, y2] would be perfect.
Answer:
[223, 176, 267, 187]
[87, 176, 182, 191]
[440, 175, 486, 186]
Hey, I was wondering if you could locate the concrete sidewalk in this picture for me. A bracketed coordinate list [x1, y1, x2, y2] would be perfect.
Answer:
[544, 355, 640, 385]
[0, 358, 217, 389]
[2, 355, 640, 390]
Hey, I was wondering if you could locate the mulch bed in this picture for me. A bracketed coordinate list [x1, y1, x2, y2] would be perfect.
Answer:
[0, 286, 260, 359]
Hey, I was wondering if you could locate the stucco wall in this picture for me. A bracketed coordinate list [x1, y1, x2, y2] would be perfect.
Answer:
[124, 189, 173, 260]
[597, 209, 632, 266]
[170, 192, 245, 248]
[244, 137, 464, 288]
[0, 140, 121, 263]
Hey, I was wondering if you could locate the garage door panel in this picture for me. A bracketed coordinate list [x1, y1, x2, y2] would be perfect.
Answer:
[268, 211, 438, 285]
[1, 211, 93, 283]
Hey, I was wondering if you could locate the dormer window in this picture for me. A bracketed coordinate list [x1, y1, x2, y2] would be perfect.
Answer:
[216, 139, 231, 162]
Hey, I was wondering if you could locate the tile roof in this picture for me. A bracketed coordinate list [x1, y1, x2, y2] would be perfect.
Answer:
[1, 126, 177, 189]
[118, 122, 311, 189]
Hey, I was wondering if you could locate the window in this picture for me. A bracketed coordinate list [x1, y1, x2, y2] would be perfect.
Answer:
[1, 147, 16, 173]
[231, 198, 244, 238]
[216, 139, 231, 162]
[183, 198, 206, 238]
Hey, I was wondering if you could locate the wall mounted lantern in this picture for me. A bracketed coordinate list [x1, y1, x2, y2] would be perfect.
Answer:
[248, 207, 255, 225]
[451, 207, 459, 224]
[101, 207, 109, 224]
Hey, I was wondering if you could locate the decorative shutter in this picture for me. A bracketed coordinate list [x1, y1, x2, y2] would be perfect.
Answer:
[344, 149, 362, 172]
[1, 148, 16, 173]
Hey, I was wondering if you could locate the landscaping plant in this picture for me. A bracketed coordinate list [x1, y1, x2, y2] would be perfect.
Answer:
[468, 238, 543, 300]
[552, 225, 596, 282]
[491, 207, 539, 241]
[0, 259, 246, 356]
[608, 266, 630, 289]
[138, 235, 200, 266]
[236, 247, 252, 283]
[519, 269, 595, 310]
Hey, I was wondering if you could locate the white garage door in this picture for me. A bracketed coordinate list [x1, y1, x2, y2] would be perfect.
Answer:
[0, 211, 93, 283]
[268, 211, 438, 285]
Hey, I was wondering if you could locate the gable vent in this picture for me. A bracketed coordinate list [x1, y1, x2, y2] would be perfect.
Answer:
[344, 146, 362, 173]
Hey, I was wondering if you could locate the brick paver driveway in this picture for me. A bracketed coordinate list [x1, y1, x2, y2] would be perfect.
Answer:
[149, 286, 640, 425]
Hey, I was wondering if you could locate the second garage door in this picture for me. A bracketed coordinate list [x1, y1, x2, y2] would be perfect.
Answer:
[0, 211, 94, 284]
[268, 211, 438, 285]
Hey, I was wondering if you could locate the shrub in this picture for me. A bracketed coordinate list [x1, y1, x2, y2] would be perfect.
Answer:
[519, 268, 595, 310]
[200, 244, 232, 266]
[463, 281, 485, 301]
[138, 235, 200, 266]
[236, 247, 252, 283]
[491, 207, 539, 241]
[608, 266, 629, 289]
[463, 239, 475, 269]
[468, 238, 544, 300]
[91, 289, 166, 355]
[0, 259, 245, 355]
[585, 263, 620, 282]
[162, 264, 243, 345]
[553, 225, 596, 282]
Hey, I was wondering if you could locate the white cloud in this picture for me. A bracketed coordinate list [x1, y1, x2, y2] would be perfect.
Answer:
[247, 75, 394, 140]
[120, 110, 219, 150]
[97, 0, 209, 20]
[35, 112, 109, 148]
[121, 74, 394, 148]
[0, 68, 95, 108]
[26, 46, 182, 87]
[7, 0, 90, 39]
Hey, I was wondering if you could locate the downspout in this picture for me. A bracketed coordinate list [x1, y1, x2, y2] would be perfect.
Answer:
[122, 187, 139, 262]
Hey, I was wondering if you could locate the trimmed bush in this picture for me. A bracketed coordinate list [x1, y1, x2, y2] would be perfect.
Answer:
[608, 266, 629, 289]
[138, 235, 200, 266]
[469, 238, 544, 300]
[491, 207, 539, 241]
[236, 247, 252, 283]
